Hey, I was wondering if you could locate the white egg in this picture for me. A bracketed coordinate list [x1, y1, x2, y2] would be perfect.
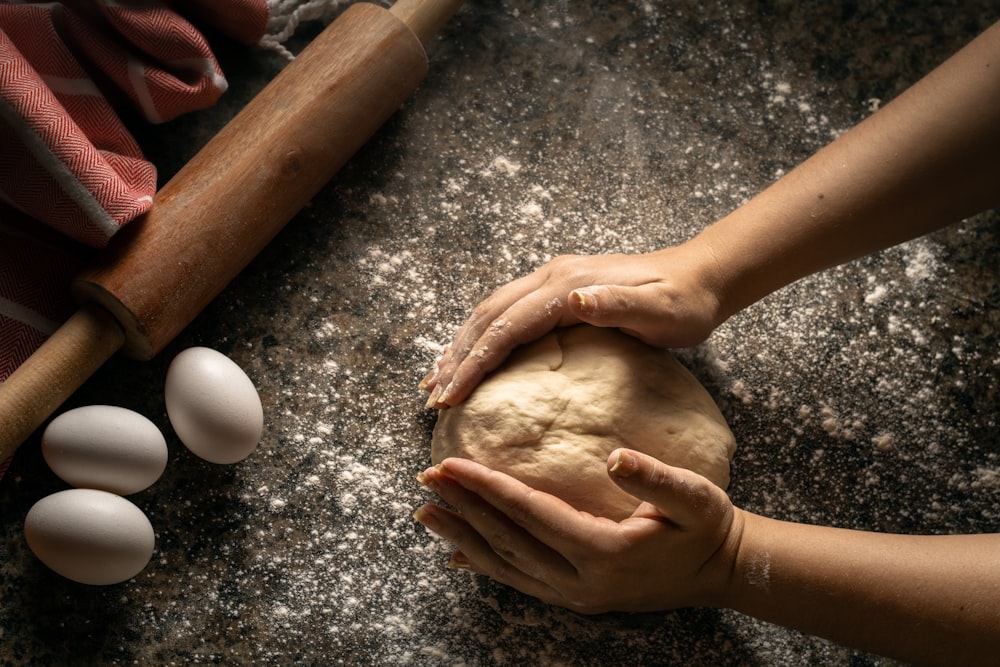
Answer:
[42, 405, 168, 495]
[165, 347, 264, 464]
[24, 489, 155, 585]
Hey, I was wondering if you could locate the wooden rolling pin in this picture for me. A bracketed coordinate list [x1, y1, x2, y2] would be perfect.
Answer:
[0, 0, 464, 462]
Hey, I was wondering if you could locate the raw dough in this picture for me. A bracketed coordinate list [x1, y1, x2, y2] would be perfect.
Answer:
[431, 325, 736, 521]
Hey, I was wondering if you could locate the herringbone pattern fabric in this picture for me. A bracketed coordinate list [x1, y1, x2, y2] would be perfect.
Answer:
[1, 0, 268, 246]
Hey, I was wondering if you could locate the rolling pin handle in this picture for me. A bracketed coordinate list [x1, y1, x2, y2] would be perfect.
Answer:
[0, 305, 125, 462]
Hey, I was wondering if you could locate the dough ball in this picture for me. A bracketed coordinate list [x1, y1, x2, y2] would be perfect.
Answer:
[431, 325, 736, 521]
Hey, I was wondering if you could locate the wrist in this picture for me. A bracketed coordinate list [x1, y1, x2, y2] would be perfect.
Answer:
[693, 505, 752, 609]
[652, 238, 731, 334]
[680, 227, 750, 327]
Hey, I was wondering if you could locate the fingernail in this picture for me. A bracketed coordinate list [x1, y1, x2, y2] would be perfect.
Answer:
[448, 551, 471, 570]
[570, 288, 591, 314]
[609, 449, 637, 476]
[425, 383, 444, 409]
[436, 382, 454, 406]
[571, 287, 602, 315]
[418, 368, 437, 391]
[416, 466, 442, 489]
[413, 505, 438, 530]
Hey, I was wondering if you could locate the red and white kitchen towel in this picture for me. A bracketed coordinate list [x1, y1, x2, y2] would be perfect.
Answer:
[1, 0, 347, 478]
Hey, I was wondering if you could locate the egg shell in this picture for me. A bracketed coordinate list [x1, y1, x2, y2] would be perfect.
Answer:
[42, 405, 168, 495]
[24, 489, 155, 585]
[165, 347, 264, 464]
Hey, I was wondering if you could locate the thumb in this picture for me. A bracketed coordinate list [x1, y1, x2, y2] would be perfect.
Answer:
[569, 284, 660, 333]
[607, 449, 727, 526]
[568, 284, 707, 348]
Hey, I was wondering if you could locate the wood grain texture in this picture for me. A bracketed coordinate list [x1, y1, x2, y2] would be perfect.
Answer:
[0, 306, 124, 462]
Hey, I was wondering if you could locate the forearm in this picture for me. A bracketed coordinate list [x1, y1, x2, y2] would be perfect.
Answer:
[690, 20, 1000, 320]
[725, 512, 1000, 665]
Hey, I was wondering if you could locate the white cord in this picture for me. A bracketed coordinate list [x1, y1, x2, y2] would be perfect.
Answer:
[259, 0, 356, 60]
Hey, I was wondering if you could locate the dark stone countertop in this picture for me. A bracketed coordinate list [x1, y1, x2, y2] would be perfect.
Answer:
[2, 1, 998, 664]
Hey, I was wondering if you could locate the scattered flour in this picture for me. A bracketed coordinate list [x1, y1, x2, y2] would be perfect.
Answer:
[51, 5, 996, 666]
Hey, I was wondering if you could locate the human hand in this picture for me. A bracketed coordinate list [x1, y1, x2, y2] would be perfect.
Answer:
[421, 243, 725, 408]
[413, 449, 744, 614]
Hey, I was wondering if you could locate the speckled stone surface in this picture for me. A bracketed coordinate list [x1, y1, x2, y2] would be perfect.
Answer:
[2, 1, 998, 664]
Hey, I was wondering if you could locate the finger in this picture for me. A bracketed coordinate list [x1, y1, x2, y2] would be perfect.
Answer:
[423, 271, 549, 402]
[426, 281, 584, 408]
[418, 464, 578, 581]
[419, 344, 450, 391]
[412, 504, 516, 575]
[607, 449, 731, 527]
[430, 296, 580, 408]
[413, 502, 567, 602]
[425, 252, 614, 406]
[569, 284, 662, 339]
[434, 457, 618, 555]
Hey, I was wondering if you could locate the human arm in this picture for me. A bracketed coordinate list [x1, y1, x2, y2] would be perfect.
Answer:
[423, 19, 1000, 408]
[697, 18, 1000, 323]
[414, 451, 1000, 665]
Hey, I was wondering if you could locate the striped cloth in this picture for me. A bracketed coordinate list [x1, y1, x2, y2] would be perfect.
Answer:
[0, 0, 312, 479]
